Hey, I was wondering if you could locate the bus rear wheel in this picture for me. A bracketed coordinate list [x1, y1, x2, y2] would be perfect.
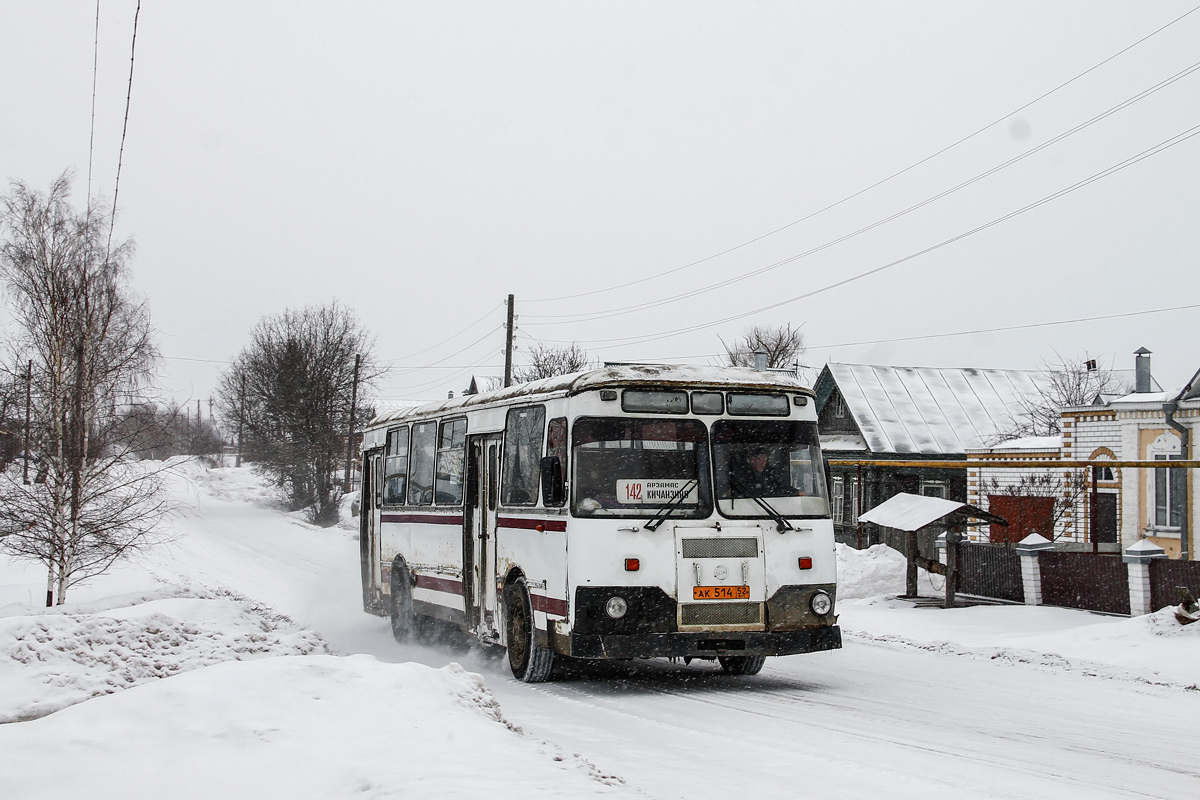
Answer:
[390, 562, 418, 642]
[504, 577, 555, 683]
[718, 655, 766, 676]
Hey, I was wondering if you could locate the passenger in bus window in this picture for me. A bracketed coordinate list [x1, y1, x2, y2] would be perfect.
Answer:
[731, 447, 799, 497]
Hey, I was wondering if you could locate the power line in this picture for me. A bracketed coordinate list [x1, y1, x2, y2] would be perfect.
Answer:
[105, 0, 140, 260]
[547, 121, 1200, 349]
[385, 302, 502, 362]
[808, 303, 1200, 350]
[525, 57, 1200, 326]
[523, 4, 1200, 305]
[85, 0, 100, 211]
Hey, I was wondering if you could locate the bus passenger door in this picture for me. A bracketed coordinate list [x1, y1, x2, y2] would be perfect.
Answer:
[467, 435, 503, 637]
[360, 451, 384, 613]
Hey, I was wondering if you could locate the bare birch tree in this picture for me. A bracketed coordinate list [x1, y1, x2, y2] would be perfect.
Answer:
[722, 323, 805, 369]
[216, 302, 380, 526]
[514, 342, 590, 383]
[0, 174, 166, 605]
[998, 353, 1122, 440]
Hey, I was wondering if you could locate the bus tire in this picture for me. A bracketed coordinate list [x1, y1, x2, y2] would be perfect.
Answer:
[390, 561, 417, 642]
[504, 577, 555, 683]
[718, 655, 766, 676]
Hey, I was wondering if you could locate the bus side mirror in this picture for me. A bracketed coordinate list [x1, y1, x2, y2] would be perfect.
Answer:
[541, 456, 564, 506]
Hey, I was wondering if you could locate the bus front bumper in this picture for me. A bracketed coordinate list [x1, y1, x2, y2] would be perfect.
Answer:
[567, 625, 841, 660]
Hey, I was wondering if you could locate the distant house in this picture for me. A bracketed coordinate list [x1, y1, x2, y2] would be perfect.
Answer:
[814, 363, 1052, 547]
[968, 349, 1197, 559]
[464, 376, 504, 395]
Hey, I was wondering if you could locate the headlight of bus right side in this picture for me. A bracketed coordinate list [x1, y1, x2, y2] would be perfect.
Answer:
[810, 590, 832, 616]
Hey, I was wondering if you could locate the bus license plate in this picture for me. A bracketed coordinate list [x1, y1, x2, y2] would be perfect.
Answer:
[693, 585, 750, 600]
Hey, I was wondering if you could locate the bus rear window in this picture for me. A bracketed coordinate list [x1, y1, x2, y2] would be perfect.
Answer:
[727, 393, 790, 416]
[572, 417, 711, 519]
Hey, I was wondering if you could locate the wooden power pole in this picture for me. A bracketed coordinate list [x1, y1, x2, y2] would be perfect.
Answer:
[344, 353, 361, 492]
[503, 294, 515, 388]
[235, 374, 246, 467]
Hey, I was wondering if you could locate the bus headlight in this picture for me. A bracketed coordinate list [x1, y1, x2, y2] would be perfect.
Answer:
[810, 590, 832, 616]
[605, 596, 628, 619]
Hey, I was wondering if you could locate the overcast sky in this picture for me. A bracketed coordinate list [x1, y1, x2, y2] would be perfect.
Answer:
[2, 2, 1198, 410]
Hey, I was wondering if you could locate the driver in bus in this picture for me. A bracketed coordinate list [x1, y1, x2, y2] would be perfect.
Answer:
[731, 446, 798, 497]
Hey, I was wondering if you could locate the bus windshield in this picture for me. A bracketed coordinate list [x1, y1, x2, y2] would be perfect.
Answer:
[572, 417, 712, 519]
[712, 420, 830, 518]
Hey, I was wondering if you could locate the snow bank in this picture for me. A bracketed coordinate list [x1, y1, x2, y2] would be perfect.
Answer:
[836, 542, 932, 600]
[0, 655, 625, 799]
[0, 588, 327, 723]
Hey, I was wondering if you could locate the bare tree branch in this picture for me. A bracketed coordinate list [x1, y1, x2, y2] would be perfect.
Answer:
[722, 323, 805, 369]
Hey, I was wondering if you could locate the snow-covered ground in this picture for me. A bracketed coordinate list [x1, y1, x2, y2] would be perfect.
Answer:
[2, 461, 1199, 798]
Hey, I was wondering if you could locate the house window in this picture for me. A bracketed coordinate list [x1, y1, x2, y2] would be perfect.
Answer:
[833, 393, 847, 419]
[921, 481, 948, 499]
[847, 475, 859, 524]
[831, 477, 844, 524]
[1153, 455, 1184, 529]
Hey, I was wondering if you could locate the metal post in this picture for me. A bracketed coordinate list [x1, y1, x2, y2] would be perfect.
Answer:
[344, 353, 361, 493]
[503, 294, 515, 388]
[22, 359, 31, 485]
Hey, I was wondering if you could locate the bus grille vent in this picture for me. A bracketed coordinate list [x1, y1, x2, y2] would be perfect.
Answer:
[680, 602, 762, 626]
[681, 537, 758, 559]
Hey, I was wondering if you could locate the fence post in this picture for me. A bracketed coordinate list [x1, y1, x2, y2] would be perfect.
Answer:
[1016, 532, 1054, 606]
[1123, 539, 1167, 616]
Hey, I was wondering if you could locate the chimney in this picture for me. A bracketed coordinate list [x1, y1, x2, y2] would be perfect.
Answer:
[1134, 347, 1152, 393]
[753, 347, 769, 370]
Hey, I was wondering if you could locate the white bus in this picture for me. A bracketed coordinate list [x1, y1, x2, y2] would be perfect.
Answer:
[359, 364, 841, 681]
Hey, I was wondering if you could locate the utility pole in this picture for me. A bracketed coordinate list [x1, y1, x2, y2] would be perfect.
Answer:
[236, 373, 246, 468]
[22, 359, 31, 485]
[197, 398, 202, 425]
[344, 353, 361, 493]
[503, 294, 515, 388]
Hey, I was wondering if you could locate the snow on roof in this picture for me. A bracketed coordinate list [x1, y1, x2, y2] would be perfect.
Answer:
[858, 493, 967, 531]
[819, 433, 868, 451]
[987, 435, 1062, 451]
[371, 364, 810, 426]
[823, 363, 1052, 455]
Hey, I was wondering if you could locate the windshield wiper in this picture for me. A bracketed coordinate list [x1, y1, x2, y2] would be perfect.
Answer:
[644, 479, 699, 532]
[728, 476, 794, 532]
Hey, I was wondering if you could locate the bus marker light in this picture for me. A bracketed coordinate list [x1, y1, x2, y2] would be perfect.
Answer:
[536, 524, 544, 532]
[798, 557, 813, 570]
[624, 558, 640, 571]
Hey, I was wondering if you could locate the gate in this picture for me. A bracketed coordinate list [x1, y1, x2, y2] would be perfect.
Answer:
[1039, 551, 1130, 615]
[1149, 559, 1200, 613]
[957, 543, 1024, 603]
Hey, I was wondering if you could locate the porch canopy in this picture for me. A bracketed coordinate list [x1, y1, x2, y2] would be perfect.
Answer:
[858, 492, 1008, 531]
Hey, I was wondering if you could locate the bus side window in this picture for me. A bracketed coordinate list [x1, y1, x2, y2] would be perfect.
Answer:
[383, 426, 409, 505]
[543, 417, 568, 507]
[502, 406, 546, 506]
[434, 418, 467, 505]
[407, 421, 438, 506]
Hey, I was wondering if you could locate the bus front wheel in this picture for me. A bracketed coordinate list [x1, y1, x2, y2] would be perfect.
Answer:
[504, 577, 555, 683]
[718, 655, 766, 676]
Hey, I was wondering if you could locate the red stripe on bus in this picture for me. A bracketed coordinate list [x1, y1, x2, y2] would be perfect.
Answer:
[381, 514, 464, 526]
[415, 575, 463, 595]
[498, 517, 567, 532]
[531, 594, 568, 616]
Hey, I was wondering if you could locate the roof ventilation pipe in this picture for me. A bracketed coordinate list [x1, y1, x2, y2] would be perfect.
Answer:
[1135, 347, 1152, 393]
[753, 348, 769, 371]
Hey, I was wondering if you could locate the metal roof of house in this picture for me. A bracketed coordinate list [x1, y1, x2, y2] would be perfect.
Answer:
[822, 363, 1053, 455]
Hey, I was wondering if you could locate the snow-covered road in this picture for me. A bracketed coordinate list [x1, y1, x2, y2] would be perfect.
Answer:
[5, 463, 1199, 799]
